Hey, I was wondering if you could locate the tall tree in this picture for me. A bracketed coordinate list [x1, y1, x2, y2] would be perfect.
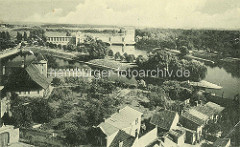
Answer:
[23, 31, 28, 41]
[16, 32, 22, 42]
[6, 31, 10, 40]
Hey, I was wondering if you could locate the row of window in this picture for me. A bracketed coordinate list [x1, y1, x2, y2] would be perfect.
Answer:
[48, 37, 72, 42]
[18, 90, 40, 94]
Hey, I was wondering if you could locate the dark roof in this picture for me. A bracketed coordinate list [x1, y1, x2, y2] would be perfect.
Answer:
[181, 110, 207, 126]
[109, 130, 136, 147]
[25, 64, 50, 89]
[150, 110, 178, 130]
[36, 53, 46, 61]
[213, 138, 231, 147]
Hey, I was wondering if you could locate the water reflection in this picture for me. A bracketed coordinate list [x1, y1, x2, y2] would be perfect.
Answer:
[110, 45, 148, 57]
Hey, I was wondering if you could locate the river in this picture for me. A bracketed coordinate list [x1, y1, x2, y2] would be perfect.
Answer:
[1, 44, 239, 99]
[110, 46, 240, 99]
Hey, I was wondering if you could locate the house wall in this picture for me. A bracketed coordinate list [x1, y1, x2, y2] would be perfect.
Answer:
[0, 125, 19, 144]
[122, 116, 141, 137]
[180, 117, 199, 131]
[15, 89, 45, 98]
[177, 134, 185, 145]
[33, 61, 48, 77]
[185, 129, 197, 144]
[170, 114, 179, 130]
[106, 131, 119, 147]
[137, 127, 158, 147]
[164, 137, 178, 147]
[47, 36, 73, 45]
[0, 97, 10, 117]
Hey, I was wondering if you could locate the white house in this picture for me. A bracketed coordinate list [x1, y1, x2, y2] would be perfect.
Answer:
[96, 106, 158, 147]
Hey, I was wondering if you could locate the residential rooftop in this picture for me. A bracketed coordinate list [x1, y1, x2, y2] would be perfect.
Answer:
[150, 110, 178, 130]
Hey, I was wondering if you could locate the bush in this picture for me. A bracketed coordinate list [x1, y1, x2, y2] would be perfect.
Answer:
[52, 78, 62, 86]
[180, 46, 189, 56]
[114, 52, 121, 60]
[108, 49, 114, 56]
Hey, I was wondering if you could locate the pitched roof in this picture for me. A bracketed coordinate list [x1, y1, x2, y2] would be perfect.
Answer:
[205, 102, 224, 113]
[109, 130, 136, 147]
[169, 129, 185, 138]
[150, 110, 178, 130]
[213, 138, 231, 147]
[36, 53, 46, 61]
[194, 103, 224, 117]
[181, 110, 207, 126]
[98, 122, 119, 136]
[25, 64, 50, 89]
[98, 106, 142, 136]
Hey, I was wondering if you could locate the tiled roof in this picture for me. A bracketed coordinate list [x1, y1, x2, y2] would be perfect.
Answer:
[36, 53, 46, 61]
[205, 102, 224, 113]
[98, 106, 142, 136]
[181, 102, 224, 126]
[25, 64, 50, 89]
[150, 110, 177, 130]
[98, 122, 119, 136]
[109, 130, 136, 147]
[181, 110, 206, 126]
[169, 129, 185, 138]
[213, 138, 230, 147]
[194, 105, 215, 117]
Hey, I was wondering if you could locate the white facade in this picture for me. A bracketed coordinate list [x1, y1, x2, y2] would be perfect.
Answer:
[47, 36, 74, 45]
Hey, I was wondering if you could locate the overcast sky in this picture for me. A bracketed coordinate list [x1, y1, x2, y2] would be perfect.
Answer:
[0, 0, 239, 29]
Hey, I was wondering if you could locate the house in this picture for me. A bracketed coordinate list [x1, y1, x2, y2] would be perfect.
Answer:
[213, 138, 231, 147]
[109, 130, 137, 147]
[163, 129, 185, 146]
[96, 106, 158, 147]
[0, 125, 20, 146]
[150, 110, 179, 132]
[0, 87, 21, 147]
[179, 102, 224, 143]
[3, 54, 51, 98]
[97, 106, 142, 147]
[180, 109, 208, 142]
[194, 102, 224, 123]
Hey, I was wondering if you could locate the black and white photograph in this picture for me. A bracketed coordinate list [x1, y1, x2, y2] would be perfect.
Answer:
[0, 0, 240, 146]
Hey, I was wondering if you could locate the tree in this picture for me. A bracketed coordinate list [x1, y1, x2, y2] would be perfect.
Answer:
[23, 31, 28, 41]
[58, 44, 62, 49]
[148, 87, 171, 109]
[86, 38, 107, 59]
[108, 49, 114, 56]
[6, 31, 10, 40]
[114, 52, 121, 60]
[136, 55, 147, 66]
[180, 46, 189, 56]
[16, 32, 22, 42]
[125, 54, 135, 63]
[52, 77, 62, 86]
[1, 31, 6, 40]
[66, 31, 71, 36]
[123, 52, 128, 58]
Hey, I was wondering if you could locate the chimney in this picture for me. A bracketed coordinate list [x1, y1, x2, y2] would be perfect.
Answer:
[119, 140, 123, 147]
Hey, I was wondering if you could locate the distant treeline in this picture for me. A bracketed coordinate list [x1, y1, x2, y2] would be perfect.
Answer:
[136, 28, 240, 58]
[45, 28, 119, 34]
[41, 23, 117, 28]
